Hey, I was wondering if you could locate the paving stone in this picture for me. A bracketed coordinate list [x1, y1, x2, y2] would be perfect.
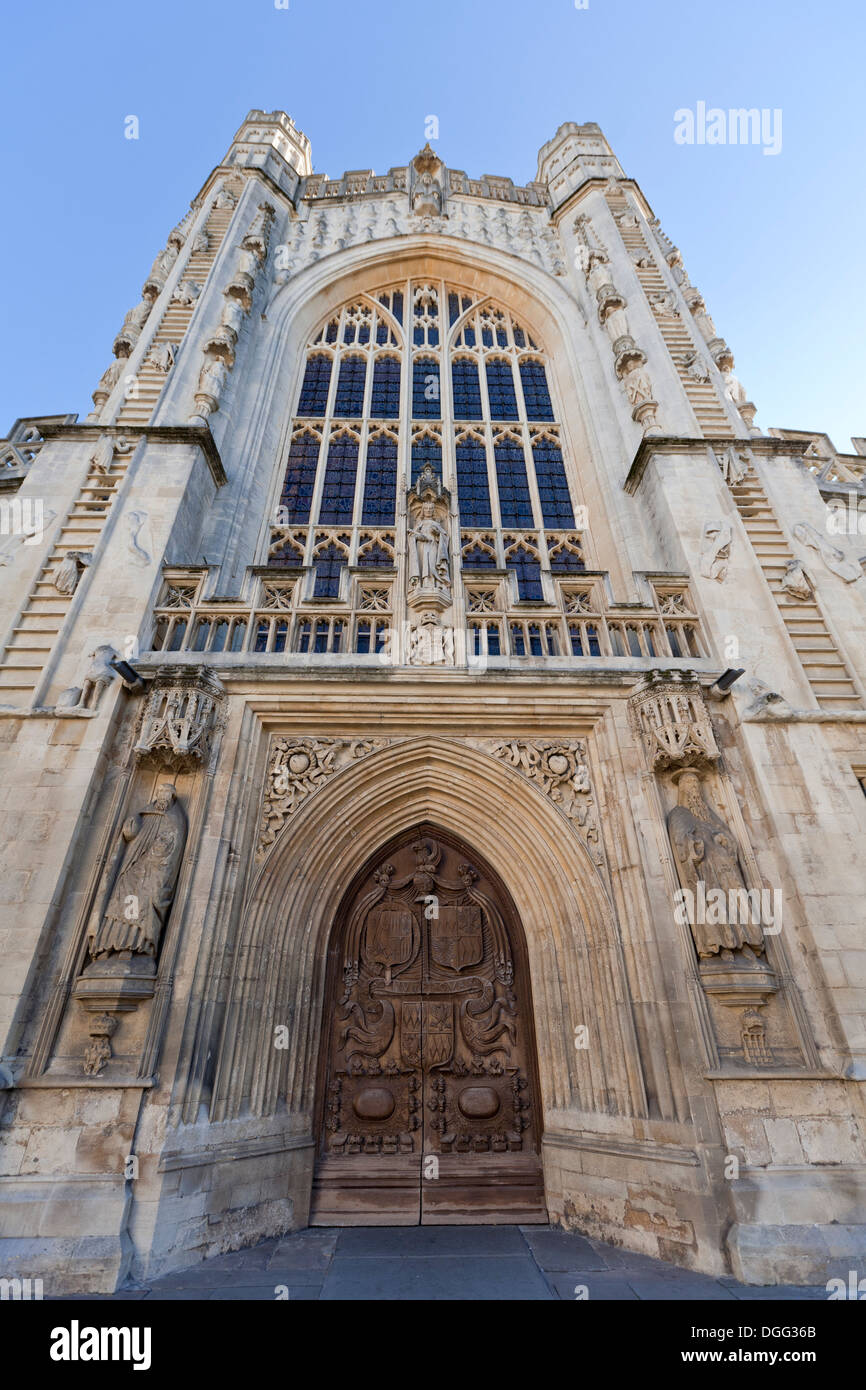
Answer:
[625, 1276, 737, 1300]
[521, 1228, 608, 1271]
[321, 1254, 553, 1301]
[335, 1225, 528, 1258]
[49, 1227, 830, 1301]
[727, 1284, 829, 1301]
[547, 1271, 639, 1300]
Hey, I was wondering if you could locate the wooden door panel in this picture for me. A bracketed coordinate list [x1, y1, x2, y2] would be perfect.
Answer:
[311, 827, 546, 1226]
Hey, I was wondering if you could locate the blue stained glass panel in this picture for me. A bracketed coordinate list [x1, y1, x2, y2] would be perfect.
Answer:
[370, 357, 401, 417]
[297, 354, 332, 415]
[494, 440, 534, 527]
[313, 545, 345, 598]
[519, 360, 555, 420]
[532, 439, 574, 526]
[485, 360, 519, 419]
[451, 359, 483, 419]
[333, 356, 366, 416]
[507, 553, 544, 600]
[412, 358, 441, 417]
[411, 434, 442, 483]
[280, 431, 321, 523]
[361, 434, 397, 524]
[318, 434, 359, 523]
[456, 440, 492, 526]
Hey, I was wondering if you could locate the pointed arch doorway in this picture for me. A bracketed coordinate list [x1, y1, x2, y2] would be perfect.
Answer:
[311, 824, 547, 1225]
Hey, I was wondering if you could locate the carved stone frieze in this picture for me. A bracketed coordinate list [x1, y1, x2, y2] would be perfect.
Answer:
[628, 670, 720, 773]
[268, 194, 565, 300]
[258, 737, 391, 859]
[477, 738, 604, 868]
[133, 665, 225, 769]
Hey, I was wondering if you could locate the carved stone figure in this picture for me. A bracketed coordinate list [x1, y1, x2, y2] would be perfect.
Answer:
[127, 510, 152, 566]
[82, 1014, 118, 1077]
[57, 644, 118, 712]
[719, 446, 748, 485]
[89, 436, 116, 474]
[144, 244, 178, 292]
[667, 770, 764, 960]
[86, 784, 187, 962]
[622, 365, 661, 434]
[92, 359, 123, 407]
[681, 351, 710, 384]
[148, 342, 178, 373]
[191, 228, 210, 255]
[721, 366, 748, 408]
[171, 280, 201, 305]
[780, 558, 813, 600]
[190, 354, 229, 422]
[113, 295, 154, 354]
[214, 187, 237, 209]
[699, 519, 733, 581]
[408, 500, 450, 589]
[792, 522, 861, 582]
[53, 550, 91, 595]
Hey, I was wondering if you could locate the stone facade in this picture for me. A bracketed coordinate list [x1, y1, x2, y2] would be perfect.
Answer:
[1, 110, 865, 1292]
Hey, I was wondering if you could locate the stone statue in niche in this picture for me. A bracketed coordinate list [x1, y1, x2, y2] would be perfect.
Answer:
[86, 784, 187, 964]
[699, 519, 732, 581]
[53, 550, 91, 595]
[667, 770, 765, 962]
[406, 463, 452, 610]
[409, 500, 450, 589]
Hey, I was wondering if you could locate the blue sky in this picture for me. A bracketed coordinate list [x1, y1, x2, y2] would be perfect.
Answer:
[2, 0, 863, 448]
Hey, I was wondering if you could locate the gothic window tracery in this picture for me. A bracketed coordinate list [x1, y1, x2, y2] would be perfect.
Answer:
[269, 281, 595, 631]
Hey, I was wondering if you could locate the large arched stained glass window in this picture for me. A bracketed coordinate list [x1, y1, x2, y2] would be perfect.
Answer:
[271, 280, 583, 616]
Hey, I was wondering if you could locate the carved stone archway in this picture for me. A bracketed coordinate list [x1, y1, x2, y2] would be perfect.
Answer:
[212, 736, 647, 1137]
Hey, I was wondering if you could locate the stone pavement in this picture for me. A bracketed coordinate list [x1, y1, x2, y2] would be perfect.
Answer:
[78, 1226, 829, 1301]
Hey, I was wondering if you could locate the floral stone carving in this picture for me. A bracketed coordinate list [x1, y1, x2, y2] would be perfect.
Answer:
[479, 738, 604, 868]
[258, 737, 391, 859]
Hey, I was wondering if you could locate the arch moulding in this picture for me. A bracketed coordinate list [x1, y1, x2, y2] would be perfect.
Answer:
[211, 735, 648, 1127]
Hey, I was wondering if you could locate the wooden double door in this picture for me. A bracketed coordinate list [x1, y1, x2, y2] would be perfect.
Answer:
[311, 826, 546, 1225]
